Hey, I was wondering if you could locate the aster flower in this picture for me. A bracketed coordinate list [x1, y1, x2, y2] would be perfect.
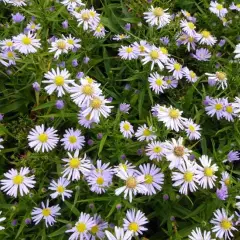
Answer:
[7, 0, 27, 7]
[0, 39, 14, 50]
[118, 45, 138, 60]
[78, 110, 96, 128]
[166, 58, 184, 80]
[105, 227, 133, 240]
[64, 35, 81, 50]
[148, 72, 167, 94]
[123, 209, 148, 236]
[143, 6, 171, 29]
[180, 19, 197, 36]
[13, 32, 41, 54]
[48, 177, 72, 201]
[177, 33, 199, 52]
[139, 164, 164, 195]
[197, 30, 217, 46]
[225, 150, 240, 162]
[0, 167, 35, 197]
[159, 36, 169, 45]
[205, 72, 227, 89]
[66, 212, 95, 239]
[92, 23, 106, 38]
[119, 103, 131, 114]
[184, 119, 201, 140]
[60, 0, 85, 10]
[135, 124, 156, 142]
[26, 21, 41, 32]
[188, 227, 212, 240]
[216, 184, 228, 200]
[192, 48, 211, 61]
[232, 97, 240, 116]
[27, 124, 59, 152]
[222, 98, 235, 122]
[172, 160, 198, 195]
[132, 40, 151, 56]
[205, 98, 225, 120]
[31, 200, 60, 227]
[2, 49, 19, 66]
[164, 76, 178, 89]
[230, 3, 240, 11]
[220, 171, 231, 187]
[62, 150, 92, 181]
[113, 161, 136, 175]
[120, 121, 134, 139]
[236, 196, 240, 210]
[112, 34, 130, 41]
[145, 141, 166, 161]
[115, 169, 147, 202]
[183, 67, 198, 83]
[210, 208, 237, 239]
[60, 128, 85, 151]
[164, 137, 192, 169]
[209, 1, 228, 18]
[49, 38, 70, 59]
[195, 155, 218, 189]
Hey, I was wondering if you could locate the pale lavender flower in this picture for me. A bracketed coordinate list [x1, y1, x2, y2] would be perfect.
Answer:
[119, 103, 131, 114]
[56, 100, 64, 109]
[160, 36, 169, 45]
[83, 56, 90, 64]
[62, 20, 68, 29]
[164, 76, 178, 89]
[216, 185, 228, 200]
[12, 13, 25, 23]
[0, 114, 4, 121]
[32, 82, 40, 92]
[177, 33, 199, 51]
[218, 39, 226, 47]
[76, 71, 84, 79]
[205, 98, 225, 120]
[192, 48, 211, 61]
[124, 84, 131, 90]
[208, 77, 217, 86]
[124, 23, 131, 31]
[222, 98, 235, 122]
[227, 151, 240, 162]
[58, 61, 65, 68]
[72, 59, 78, 67]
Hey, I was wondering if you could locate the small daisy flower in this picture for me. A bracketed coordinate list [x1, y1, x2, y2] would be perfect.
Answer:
[27, 124, 59, 152]
[8, 0, 27, 7]
[180, 19, 197, 36]
[62, 150, 92, 181]
[0, 211, 5, 230]
[139, 164, 164, 195]
[188, 227, 212, 240]
[120, 121, 134, 139]
[225, 150, 240, 162]
[209, 1, 228, 18]
[230, 3, 240, 11]
[13, 32, 41, 54]
[172, 160, 198, 195]
[113, 161, 136, 175]
[0, 39, 14, 50]
[205, 98, 225, 120]
[43, 67, 74, 97]
[0, 167, 35, 198]
[49, 38, 70, 59]
[0, 138, 3, 150]
[105, 227, 133, 240]
[64, 35, 81, 50]
[48, 177, 72, 201]
[60, 128, 85, 151]
[31, 200, 60, 227]
[135, 124, 156, 142]
[222, 98, 235, 122]
[92, 23, 106, 38]
[132, 40, 151, 56]
[192, 48, 211, 61]
[184, 119, 201, 140]
[112, 34, 130, 41]
[26, 21, 41, 32]
[119, 103, 131, 114]
[195, 155, 218, 189]
[148, 72, 167, 94]
[3, 49, 19, 66]
[60, 0, 85, 10]
[164, 137, 192, 169]
[66, 212, 95, 239]
[210, 208, 237, 239]
[164, 76, 178, 89]
[78, 111, 96, 128]
[206, 72, 227, 90]
[166, 58, 184, 80]
[197, 30, 217, 46]
[177, 33, 199, 52]
[183, 67, 198, 83]
[118, 45, 138, 60]
[123, 209, 148, 236]
[145, 141, 166, 161]
[115, 169, 147, 202]
[220, 171, 231, 187]
[143, 6, 171, 29]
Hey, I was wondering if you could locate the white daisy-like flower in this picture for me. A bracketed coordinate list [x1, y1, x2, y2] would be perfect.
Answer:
[60, 0, 85, 10]
[113, 161, 136, 175]
[132, 40, 151, 56]
[172, 160, 198, 195]
[70, 77, 102, 107]
[48, 177, 72, 201]
[82, 96, 113, 123]
[139, 163, 164, 195]
[0, 138, 3, 151]
[234, 43, 240, 59]
[7, 0, 27, 7]
[145, 141, 166, 161]
[64, 35, 81, 50]
[49, 38, 70, 59]
[197, 30, 217, 46]
[209, 1, 228, 18]
[206, 72, 228, 90]
[118, 45, 138, 60]
[26, 21, 41, 32]
[42, 68, 74, 97]
[164, 137, 192, 169]
[92, 23, 106, 38]
[210, 208, 237, 239]
[120, 121, 134, 139]
[180, 19, 197, 36]
[166, 58, 184, 80]
[183, 67, 198, 83]
[156, 105, 185, 132]
[188, 227, 212, 240]
[195, 155, 218, 189]
[31, 199, 61, 227]
[105, 227, 133, 240]
[0, 211, 6, 230]
[123, 209, 148, 236]
[230, 3, 240, 11]
[184, 119, 201, 140]
[143, 6, 171, 29]
[78, 110, 97, 128]
[112, 34, 130, 41]
[13, 32, 41, 54]
[0, 39, 14, 50]
[27, 124, 59, 152]
[0, 167, 35, 198]
[148, 72, 167, 94]
[220, 171, 231, 187]
[60, 128, 85, 151]
[135, 124, 156, 142]
[3, 49, 19, 66]
[141, 45, 168, 70]
[115, 169, 147, 202]
[62, 150, 92, 181]
[66, 212, 95, 239]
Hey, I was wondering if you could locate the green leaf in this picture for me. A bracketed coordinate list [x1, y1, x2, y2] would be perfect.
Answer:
[98, 134, 108, 156]
[64, 200, 80, 217]
[48, 226, 68, 238]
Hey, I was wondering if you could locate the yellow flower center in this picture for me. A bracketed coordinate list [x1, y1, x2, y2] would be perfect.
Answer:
[119, 34, 125, 39]
[184, 171, 193, 182]
[96, 176, 104, 185]
[153, 7, 164, 17]
[7, 51, 14, 58]
[96, 24, 103, 32]
[82, 12, 90, 20]
[139, 46, 145, 52]
[187, 22, 195, 30]
[38, 133, 48, 143]
[174, 146, 185, 157]
[216, 72, 226, 81]
[91, 225, 99, 234]
[160, 47, 168, 54]
[89, 11, 96, 17]
[215, 103, 223, 111]
[6, 41, 13, 47]
[91, 98, 102, 109]
[76, 222, 87, 233]
[153, 146, 162, 153]
[82, 84, 93, 95]
[185, 11, 191, 17]
[166, 79, 171, 84]
[204, 167, 213, 177]
[128, 222, 139, 232]
[224, 178, 230, 186]
[30, 24, 36, 29]
[126, 177, 137, 188]
[143, 129, 151, 136]
[189, 71, 196, 78]
[126, 47, 133, 53]
[220, 219, 232, 230]
[216, 4, 223, 10]
[226, 106, 233, 113]
[121, 164, 128, 171]
[69, 135, 77, 144]
[69, 158, 80, 168]
[150, 50, 159, 59]
[55, 76, 64, 86]
[13, 175, 24, 185]
[188, 36, 194, 42]
[57, 40, 66, 49]
[145, 174, 153, 184]
[123, 123, 130, 131]
[174, 63, 181, 71]
[188, 125, 195, 132]
[201, 30, 210, 38]
[67, 39, 74, 45]
[57, 185, 65, 193]
[169, 109, 180, 119]
[22, 36, 31, 45]
[155, 78, 163, 86]
[237, 4, 240, 8]
[42, 208, 51, 217]
[86, 77, 93, 83]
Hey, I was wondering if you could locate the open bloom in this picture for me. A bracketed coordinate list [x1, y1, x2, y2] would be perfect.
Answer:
[205, 98, 225, 120]
[180, 19, 197, 36]
[49, 38, 70, 59]
[184, 119, 201, 140]
[60, 0, 85, 10]
[145, 141, 166, 161]
[188, 227, 212, 240]
[120, 121, 134, 139]
[118, 45, 138, 60]
[206, 72, 227, 90]
[209, 1, 228, 18]
[135, 124, 156, 142]
[166, 58, 184, 80]
[197, 30, 217, 46]
[105, 227, 133, 240]
[148, 72, 167, 94]
[0, 167, 35, 198]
